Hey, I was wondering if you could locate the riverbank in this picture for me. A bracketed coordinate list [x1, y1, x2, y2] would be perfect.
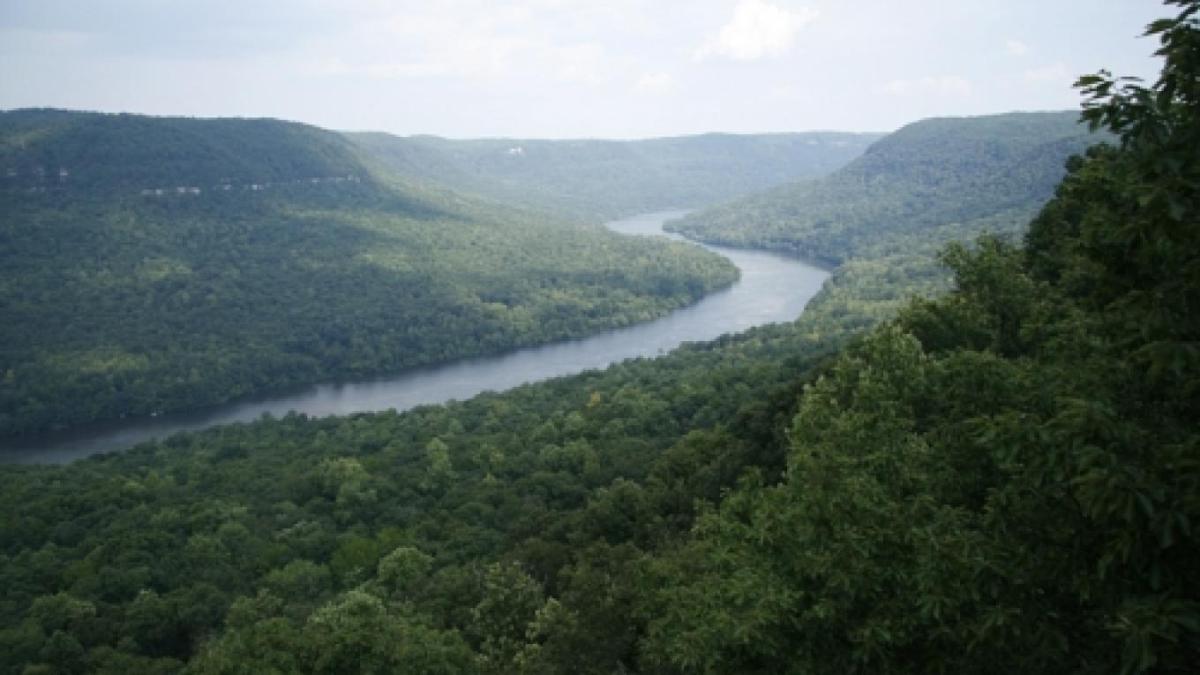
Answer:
[0, 211, 829, 464]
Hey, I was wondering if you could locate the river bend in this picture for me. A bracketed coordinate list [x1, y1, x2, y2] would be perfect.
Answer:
[0, 210, 829, 464]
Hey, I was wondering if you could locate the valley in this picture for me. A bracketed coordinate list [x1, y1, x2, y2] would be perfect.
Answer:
[0, 211, 829, 464]
[0, 111, 757, 438]
[0, 3, 1196, 672]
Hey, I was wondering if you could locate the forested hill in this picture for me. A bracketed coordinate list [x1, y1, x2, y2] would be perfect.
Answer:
[2, 3, 1198, 672]
[1, 109, 374, 196]
[2, 20, 1197, 671]
[669, 111, 1099, 265]
[348, 131, 881, 221]
[0, 110, 738, 436]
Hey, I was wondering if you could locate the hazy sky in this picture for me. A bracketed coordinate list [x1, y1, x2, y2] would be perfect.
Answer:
[0, 0, 1168, 138]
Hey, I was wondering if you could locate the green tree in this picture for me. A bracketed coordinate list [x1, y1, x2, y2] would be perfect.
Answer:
[643, 7, 1200, 669]
[304, 590, 473, 675]
[376, 546, 433, 602]
[470, 563, 544, 673]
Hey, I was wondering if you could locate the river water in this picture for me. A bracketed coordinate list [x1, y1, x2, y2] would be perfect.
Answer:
[0, 211, 829, 464]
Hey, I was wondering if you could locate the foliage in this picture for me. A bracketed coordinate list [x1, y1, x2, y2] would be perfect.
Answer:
[3, 4, 1198, 672]
[643, 6, 1200, 672]
[668, 111, 1100, 266]
[665, 112, 1108, 351]
[0, 306, 844, 673]
[0, 110, 737, 436]
[0, 109, 369, 196]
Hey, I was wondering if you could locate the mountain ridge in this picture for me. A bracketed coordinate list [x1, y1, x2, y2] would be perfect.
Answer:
[0, 109, 739, 436]
[349, 129, 882, 220]
[667, 110, 1100, 265]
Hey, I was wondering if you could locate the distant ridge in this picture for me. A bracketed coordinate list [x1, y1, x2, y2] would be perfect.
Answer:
[349, 130, 882, 220]
[669, 111, 1100, 264]
[0, 109, 373, 196]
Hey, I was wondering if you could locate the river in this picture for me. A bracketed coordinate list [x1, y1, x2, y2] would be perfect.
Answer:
[0, 210, 830, 464]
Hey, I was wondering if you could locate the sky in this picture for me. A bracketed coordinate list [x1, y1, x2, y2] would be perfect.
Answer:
[0, 0, 1170, 139]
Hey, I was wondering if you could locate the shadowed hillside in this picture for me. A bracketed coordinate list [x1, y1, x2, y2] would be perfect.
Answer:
[0, 110, 738, 436]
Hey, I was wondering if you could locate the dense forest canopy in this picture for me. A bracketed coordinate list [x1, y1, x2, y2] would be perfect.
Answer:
[665, 110, 1113, 339]
[1, 1, 1198, 672]
[348, 131, 881, 221]
[644, 7, 1200, 671]
[0, 111, 738, 436]
[0, 110, 371, 195]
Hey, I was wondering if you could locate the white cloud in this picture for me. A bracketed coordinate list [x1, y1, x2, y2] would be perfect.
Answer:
[307, 4, 621, 85]
[1005, 39, 1030, 57]
[1024, 62, 1071, 84]
[881, 75, 972, 97]
[695, 0, 819, 61]
[635, 71, 675, 93]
